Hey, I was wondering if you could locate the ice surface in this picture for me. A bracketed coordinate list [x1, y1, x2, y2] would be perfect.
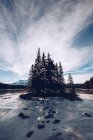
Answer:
[0, 91, 93, 140]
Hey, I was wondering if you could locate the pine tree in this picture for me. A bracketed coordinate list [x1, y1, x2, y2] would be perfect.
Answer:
[68, 73, 73, 84]
[58, 62, 65, 93]
[28, 48, 66, 96]
[83, 81, 90, 89]
[46, 53, 55, 94]
[59, 62, 64, 84]
[55, 63, 59, 93]
[55, 63, 58, 82]
[28, 65, 33, 91]
[41, 52, 46, 94]
[28, 48, 42, 94]
[35, 48, 42, 93]
[35, 48, 41, 64]
[28, 64, 37, 92]
[67, 73, 76, 96]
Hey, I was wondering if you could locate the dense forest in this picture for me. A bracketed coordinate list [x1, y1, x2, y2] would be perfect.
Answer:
[83, 77, 93, 89]
[27, 48, 78, 98]
[0, 82, 26, 90]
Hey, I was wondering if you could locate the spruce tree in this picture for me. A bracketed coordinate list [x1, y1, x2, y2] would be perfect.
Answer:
[28, 48, 66, 96]
[41, 52, 46, 94]
[35, 48, 41, 64]
[28, 64, 37, 93]
[46, 53, 55, 94]
[59, 62, 64, 84]
[28, 65, 33, 91]
[59, 62, 65, 93]
[35, 48, 42, 93]
[55, 63, 59, 93]
[28, 48, 42, 94]
[67, 73, 76, 96]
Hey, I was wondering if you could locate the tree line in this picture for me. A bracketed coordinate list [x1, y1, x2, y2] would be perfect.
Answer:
[28, 48, 76, 97]
[83, 77, 93, 89]
[0, 82, 26, 90]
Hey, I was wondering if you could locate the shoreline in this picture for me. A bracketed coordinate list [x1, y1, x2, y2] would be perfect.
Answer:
[19, 92, 82, 101]
[0, 89, 26, 94]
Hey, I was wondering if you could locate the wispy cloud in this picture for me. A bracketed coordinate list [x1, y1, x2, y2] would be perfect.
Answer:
[0, 0, 93, 83]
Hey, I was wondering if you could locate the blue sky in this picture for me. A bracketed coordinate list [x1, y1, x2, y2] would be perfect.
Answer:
[0, 0, 93, 83]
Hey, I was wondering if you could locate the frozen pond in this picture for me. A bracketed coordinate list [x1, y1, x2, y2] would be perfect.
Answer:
[0, 91, 93, 140]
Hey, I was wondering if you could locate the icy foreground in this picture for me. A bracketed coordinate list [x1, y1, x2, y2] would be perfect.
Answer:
[0, 91, 93, 140]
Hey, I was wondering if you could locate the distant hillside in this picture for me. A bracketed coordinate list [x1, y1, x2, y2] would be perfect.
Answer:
[66, 83, 83, 88]
[0, 82, 26, 90]
[83, 77, 93, 89]
[11, 80, 28, 86]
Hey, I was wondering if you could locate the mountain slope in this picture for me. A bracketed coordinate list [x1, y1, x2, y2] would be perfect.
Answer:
[12, 80, 28, 86]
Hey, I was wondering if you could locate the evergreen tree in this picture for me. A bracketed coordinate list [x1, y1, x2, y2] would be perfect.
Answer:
[83, 81, 90, 89]
[59, 62, 64, 84]
[68, 73, 73, 84]
[89, 77, 93, 89]
[58, 62, 65, 93]
[28, 64, 37, 93]
[46, 53, 55, 93]
[35, 48, 41, 64]
[55, 63, 59, 93]
[83, 77, 93, 89]
[67, 73, 76, 96]
[28, 48, 42, 93]
[41, 52, 47, 94]
[28, 64, 34, 91]
[34, 48, 42, 93]
[28, 48, 66, 96]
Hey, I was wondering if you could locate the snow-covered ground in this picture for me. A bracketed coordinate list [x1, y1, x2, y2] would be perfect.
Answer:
[0, 91, 93, 140]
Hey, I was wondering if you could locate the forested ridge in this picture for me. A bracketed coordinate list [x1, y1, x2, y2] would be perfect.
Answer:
[83, 77, 93, 89]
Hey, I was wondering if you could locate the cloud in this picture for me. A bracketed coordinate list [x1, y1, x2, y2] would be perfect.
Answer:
[65, 72, 93, 83]
[0, 0, 93, 82]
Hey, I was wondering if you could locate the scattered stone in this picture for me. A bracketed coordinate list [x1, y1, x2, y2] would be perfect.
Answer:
[41, 121, 45, 123]
[48, 109, 53, 113]
[46, 120, 50, 123]
[52, 110, 56, 114]
[46, 101, 50, 105]
[3, 98, 7, 99]
[43, 106, 49, 110]
[83, 113, 92, 117]
[53, 119, 61, 124]
[26, 130, 34, 138]
[48, 108, 56, 114]
[52, 128, 57, 131]
[23, 108, 28, 110]
[18, 112, 24, 117]
[18, 112, 30, 119]
[2, 97, 11, 99]
[37, 124, 45, 129]
[45, 114, 54, 119]
[85, 113, 92, 117]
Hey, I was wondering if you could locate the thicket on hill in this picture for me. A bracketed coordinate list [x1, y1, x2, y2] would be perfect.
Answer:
[83, 77, 93, 89]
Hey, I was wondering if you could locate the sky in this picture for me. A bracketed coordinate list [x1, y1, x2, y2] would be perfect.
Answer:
[0, 0, 93, 83]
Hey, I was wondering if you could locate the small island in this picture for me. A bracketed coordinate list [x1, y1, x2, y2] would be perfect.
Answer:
[20, 48, 81, 101]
